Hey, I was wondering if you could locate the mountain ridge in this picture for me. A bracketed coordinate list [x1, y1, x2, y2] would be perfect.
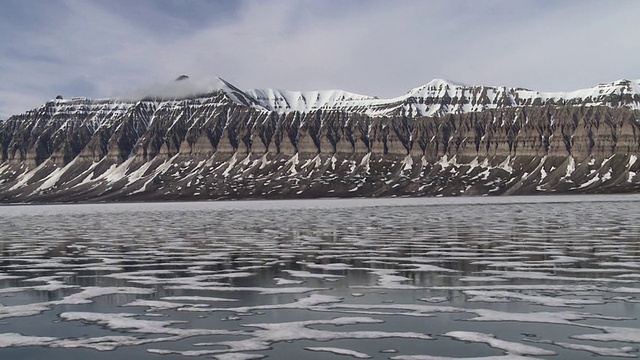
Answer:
[1, 77, 640, 202]
[14, 77, 640, 120]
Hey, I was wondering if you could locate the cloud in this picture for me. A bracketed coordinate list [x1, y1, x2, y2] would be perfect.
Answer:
[1, 0, 640, 119]
[119, 76, 234, 101]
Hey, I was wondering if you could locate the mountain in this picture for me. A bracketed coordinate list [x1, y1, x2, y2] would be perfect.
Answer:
[1, 77, 640, 202]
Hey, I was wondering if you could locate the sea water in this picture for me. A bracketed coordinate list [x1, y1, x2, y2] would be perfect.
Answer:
[0, 195, 639, 359]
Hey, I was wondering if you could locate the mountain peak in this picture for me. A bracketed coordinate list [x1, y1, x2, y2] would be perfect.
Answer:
[425, 78, 467, 87]
[404, 79, 468, 97]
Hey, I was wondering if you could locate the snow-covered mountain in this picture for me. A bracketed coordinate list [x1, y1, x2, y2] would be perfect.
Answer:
[231, 77, 640, 116]
[250, 78, 640, 117]
[1, 77, 640, 202]
[15, 77, 640, 126]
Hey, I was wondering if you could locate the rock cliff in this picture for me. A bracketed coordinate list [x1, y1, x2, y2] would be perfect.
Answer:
[1, 78, 640, 202]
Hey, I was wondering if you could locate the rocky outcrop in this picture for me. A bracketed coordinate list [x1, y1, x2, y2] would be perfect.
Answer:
[1, 78, 640, 202]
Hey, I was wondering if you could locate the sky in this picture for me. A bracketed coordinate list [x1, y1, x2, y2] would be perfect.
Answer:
[1, 0, 640, 119]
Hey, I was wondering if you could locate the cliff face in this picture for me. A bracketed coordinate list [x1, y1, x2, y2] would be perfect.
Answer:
[1, 78, 640, 202]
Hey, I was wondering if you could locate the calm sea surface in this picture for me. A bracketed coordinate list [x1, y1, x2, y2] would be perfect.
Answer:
[1, 195, 640, 359]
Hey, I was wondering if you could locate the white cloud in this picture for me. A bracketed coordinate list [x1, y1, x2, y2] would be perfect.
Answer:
[2, 0, 640, 119]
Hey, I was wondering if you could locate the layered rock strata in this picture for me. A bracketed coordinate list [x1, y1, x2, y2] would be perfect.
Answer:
[1, 78, 639, 202]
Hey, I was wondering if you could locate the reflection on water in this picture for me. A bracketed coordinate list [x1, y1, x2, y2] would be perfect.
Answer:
[0, 195, 640, 359]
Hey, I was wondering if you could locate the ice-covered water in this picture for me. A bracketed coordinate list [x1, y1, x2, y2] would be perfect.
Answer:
[1, 195, 640, 359]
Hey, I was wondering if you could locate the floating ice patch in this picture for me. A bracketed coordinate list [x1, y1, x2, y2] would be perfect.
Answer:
[56, 286, 155, 305]
[612, 287, 640, 294]
[354, 269, 420, 289]
[458, 276, 508, 283]
[282, 270, 344, 281]
[212, 353, 267, 360]
[274, 278, 305, 285]
[0, 273, 24, 281]
[526, 339, 637, 358]
[444, 331, 555, 356]
[466, 309, 628, 327]
[389, 354, 540, 360]
[399, 263, 459, 273]
[59, 311, 245, 340]
[123, 299, 193, 311]
[418, 297, 449, 303]
[0, 302, 53, 319]
[0, 333, 57, 348]
[572, 325, 640, 343]
[462, 290, 602, 307]
[190, 294, 343, 314]
[305, 347, 372, 358]
[316, 303, 464, 318]
[300, 262, 353, 271]
[150, 317, 432, 357]
[0, 331, 231, 352]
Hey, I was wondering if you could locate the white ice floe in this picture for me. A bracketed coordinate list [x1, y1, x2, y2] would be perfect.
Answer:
[149, 316, 433, 357]
[160, 296, 238, 302]
[444, 331, 555, 356]
[0, 274, 24, 281]
[390, 355, 542, 360]
[429, 284, 599, 292]
[467, 309, 628, 327]
[305, 346, 372, 358]
[212, 353, 267, 360]
[56, 286, 155, 305]
[418, 297, 449, 303]
[300, 262, 353, 271]
[123, 299, 192, 310]
[526, 339, 638, 358]
[0, 333, 57, 347]
[572, 325, 640, 343]
[458, 276, 508, 282]
[0, 302, 53, 319]
[316, 303, 464, 318]
[165, 285, 324, 294]
[351, 269, 420, 289]
[187, 294, 343, 314]
[274, 277, 305, 285]
[0, 331, 225, 352]
[462, 290, 602, 307]
[612, 287, 640, 294]
[399, 263, 458, 273]
[282, 269, 344, 281]
[59, 311, 245, 339]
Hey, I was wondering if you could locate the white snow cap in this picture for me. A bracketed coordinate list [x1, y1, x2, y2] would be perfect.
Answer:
[38, 77, 640, 120]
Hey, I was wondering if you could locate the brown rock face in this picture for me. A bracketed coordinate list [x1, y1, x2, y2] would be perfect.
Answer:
[2, 80, 640, 203]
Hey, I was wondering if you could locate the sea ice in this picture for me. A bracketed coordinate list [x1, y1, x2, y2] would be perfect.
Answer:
[305, 346, 372, 358]
[444, 331, 555, 356]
